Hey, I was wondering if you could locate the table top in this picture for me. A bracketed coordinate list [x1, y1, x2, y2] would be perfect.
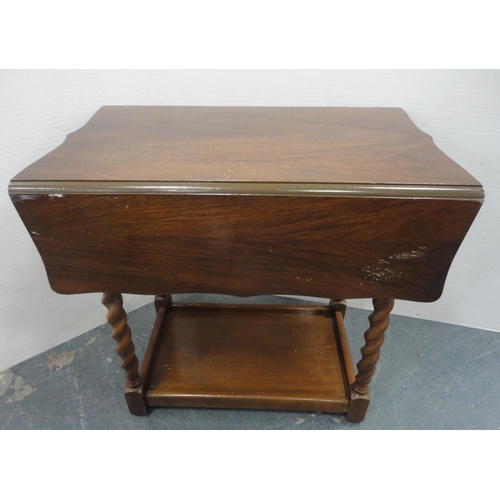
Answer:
[9, 106, 483, 301]
[11, 106, 482, 200]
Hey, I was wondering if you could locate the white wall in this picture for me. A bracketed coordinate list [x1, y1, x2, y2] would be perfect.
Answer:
[1, 69, 499, 371]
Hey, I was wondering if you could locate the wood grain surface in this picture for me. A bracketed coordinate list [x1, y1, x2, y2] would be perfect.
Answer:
[144, 303, 349, 413]
[10, 193, 481, 302]
[8, 106, 485, 421]
[12, 106, 481, 186]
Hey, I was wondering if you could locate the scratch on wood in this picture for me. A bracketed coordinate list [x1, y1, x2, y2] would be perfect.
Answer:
[362, 264, 402, 283]
[12, 194, 39, 203]
[388, 246, 431, 260]
[363, 246, 432, 283]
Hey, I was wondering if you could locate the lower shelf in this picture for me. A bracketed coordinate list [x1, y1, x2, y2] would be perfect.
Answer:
[139, 302, 355, 414]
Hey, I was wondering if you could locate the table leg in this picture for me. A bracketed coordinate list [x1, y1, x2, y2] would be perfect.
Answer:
[155, 294, 172, 314]
[102, 292, 148, 415]
[330, 299, 346, 318]
[347, 298, 394, 422]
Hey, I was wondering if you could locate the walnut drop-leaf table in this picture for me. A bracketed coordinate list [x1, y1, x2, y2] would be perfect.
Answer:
[9, 106, 483, 422]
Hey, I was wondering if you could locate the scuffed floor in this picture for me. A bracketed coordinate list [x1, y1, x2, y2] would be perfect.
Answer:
[1, 294, 499, 430]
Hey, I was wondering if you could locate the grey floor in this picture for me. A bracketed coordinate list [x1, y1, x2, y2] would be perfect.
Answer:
[1, 294, 499, 430]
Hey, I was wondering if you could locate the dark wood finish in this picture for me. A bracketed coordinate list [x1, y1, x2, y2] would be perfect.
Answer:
[331, 299, 347, 318]
[143, 302, 350, 413]
[347, 298, 394, 423]
[10, 194, 481, 302]
[12, 106, 481, 186]
[101, 293, 147, 415]
[8, 106, 484, 422]
[335, 311, 356, 388]
[353, 298, 394, 395]
[138, 303, 168, 408]
[154, 295, 172, 314]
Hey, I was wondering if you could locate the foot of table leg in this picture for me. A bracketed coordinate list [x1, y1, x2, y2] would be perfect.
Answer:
[102, 292, 148, 416]
[347, 298, 394, 423]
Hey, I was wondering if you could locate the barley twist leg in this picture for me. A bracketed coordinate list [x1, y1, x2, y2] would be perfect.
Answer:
[102, 293, 147, 415]
[347, 298, 394, 422]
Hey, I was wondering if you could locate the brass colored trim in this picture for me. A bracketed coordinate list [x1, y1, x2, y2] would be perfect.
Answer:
[8, 180, 485, 201]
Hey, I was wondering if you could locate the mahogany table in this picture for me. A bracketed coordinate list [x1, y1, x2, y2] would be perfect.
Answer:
[9, 107, 483, 422]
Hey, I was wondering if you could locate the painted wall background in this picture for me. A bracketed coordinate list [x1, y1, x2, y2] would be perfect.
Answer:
[1, 69, 498, 371]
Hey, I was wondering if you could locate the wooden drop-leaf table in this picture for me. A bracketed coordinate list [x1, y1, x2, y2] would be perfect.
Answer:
[9, 106, 483, 422]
